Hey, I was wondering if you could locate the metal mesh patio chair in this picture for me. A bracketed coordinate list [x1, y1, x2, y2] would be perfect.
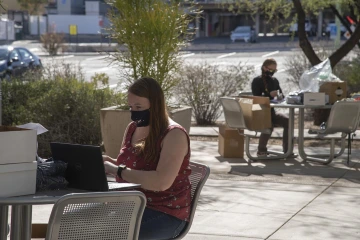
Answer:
[306, 101, 360, 165]
[45, 191, 146, 240]
[173, 161, 210, 239]
[220, 96, 290, 160]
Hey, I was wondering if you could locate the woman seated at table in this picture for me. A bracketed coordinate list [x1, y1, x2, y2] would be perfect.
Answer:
[103, 77, 191, 240]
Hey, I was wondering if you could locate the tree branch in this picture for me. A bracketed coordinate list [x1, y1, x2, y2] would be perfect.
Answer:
[292, 0, 321, 66]
[329, 23, 360, 68]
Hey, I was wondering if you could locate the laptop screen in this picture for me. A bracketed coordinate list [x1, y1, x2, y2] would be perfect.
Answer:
[50, 142, 109, 191]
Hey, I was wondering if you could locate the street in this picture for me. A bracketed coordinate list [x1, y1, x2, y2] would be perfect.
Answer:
[39, 50, 300, 94]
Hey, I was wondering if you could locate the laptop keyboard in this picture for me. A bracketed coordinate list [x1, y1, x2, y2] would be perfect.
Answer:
[108, 182, 130, 191]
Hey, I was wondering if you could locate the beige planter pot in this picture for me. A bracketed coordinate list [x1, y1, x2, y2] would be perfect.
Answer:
[100, 106, 131, 158]
[168, 105, 192, 134]
[100, 105, 192, 158]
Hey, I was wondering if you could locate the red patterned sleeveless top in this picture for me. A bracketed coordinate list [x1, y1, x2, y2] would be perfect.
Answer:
[116, 121, 192, 221]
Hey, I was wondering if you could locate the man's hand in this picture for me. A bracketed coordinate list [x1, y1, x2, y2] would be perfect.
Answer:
[270, 90, 278, 98]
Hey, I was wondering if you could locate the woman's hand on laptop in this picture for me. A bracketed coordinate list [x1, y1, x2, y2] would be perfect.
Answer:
[104, 161, 117, 176]
[102, 155, 117, 165]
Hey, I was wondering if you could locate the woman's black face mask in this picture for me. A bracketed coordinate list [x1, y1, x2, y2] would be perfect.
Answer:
[131, 109, 150, 127]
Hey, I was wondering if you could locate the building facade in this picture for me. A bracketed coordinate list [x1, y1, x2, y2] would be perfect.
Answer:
[46, 0, 109, 16]
[191, 0, 338, 38]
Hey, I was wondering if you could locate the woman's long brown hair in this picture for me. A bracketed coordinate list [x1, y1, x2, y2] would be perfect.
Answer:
[128, 77, 169, 163]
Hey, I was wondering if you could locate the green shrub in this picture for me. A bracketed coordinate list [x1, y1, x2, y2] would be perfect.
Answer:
[336, 51, 360, 94]
[176, 62, 254, 125]
[1, 62, 125, 157]
[285, 45, 333, 87]
[40, 32, 66, 56]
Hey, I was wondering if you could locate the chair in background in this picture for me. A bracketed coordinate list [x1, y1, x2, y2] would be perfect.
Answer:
[220, 96, 291, 161]
[174, 161, 210, 239]
[238, 91, 253, 96]
[305, 101, 360, 165]
[45, 191, 146, 240]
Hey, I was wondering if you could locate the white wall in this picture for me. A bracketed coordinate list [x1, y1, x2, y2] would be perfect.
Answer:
[48, 15, 102, 34]
[86, 1, 100, 16]
[29, 16, 47, 35]
[0, 19, 15, 40]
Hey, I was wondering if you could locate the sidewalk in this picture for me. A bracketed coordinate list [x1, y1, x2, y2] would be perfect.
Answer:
[183, 138, 360, 239]
[9, 125, 360, 240]
[190, 125, 360, 140]
[9, 37, 346, 55]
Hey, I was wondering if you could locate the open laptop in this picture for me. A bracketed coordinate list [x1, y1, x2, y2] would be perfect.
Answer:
[50, 142, 140, 192]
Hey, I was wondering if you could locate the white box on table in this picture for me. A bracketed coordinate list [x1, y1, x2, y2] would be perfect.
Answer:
[0, 161, 37, 197]
[0, 126, 37, 165]
[303, 92, 326, 106]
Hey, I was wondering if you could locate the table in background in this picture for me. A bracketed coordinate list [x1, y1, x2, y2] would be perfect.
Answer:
[271, 103, 342, 161]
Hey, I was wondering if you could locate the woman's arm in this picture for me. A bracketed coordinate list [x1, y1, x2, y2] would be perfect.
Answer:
[104, 128, 189, 191]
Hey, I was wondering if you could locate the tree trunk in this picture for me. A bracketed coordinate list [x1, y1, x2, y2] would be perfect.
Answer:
[292, 0, 321, 66]
[329, 24, 360, 68]
[292, 0, 360, 125]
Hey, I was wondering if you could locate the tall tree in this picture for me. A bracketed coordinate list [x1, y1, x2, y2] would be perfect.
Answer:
[17, 0, 47, 15]
[225, 0, 360, 68]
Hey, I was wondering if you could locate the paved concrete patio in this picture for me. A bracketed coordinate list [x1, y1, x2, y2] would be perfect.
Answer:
[183, 141, 360, 240]
[6, 127, 360, 240]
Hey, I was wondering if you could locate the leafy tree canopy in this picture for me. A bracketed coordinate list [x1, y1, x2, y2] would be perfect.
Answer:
[224, 0, 360, 68]
[17, 0, 47, 14]
[225, 0, 360, 24]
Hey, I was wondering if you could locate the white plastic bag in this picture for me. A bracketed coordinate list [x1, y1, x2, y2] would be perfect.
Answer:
[299, 58, 340, 92]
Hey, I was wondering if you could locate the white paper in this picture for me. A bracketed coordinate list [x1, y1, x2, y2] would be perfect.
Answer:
[17, 123, 48, 135]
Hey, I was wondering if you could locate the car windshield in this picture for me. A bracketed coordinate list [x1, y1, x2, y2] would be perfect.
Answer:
[234, 27, 250, 33]
[0, 49, 9, 61]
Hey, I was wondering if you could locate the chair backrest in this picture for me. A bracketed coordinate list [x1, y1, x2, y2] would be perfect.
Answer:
[174, 161, 210, 239]
[220, 97, 248, 130]
[45, 191, 146, 240]
[326, 101, 360, 134]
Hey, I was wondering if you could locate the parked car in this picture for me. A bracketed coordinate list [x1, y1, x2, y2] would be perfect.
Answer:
[0, 46, 42, 80]
[230, 26, 256, 43]
[325, 21, 347, 37]
[289, 20, 316, 36]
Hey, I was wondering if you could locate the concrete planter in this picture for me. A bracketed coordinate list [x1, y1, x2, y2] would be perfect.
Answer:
[100, 106, 131, 158]
[168, 105, 192, 134]
[100, 105, 192, 158]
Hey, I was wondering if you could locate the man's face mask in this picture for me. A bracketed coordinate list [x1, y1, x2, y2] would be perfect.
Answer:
[131, 109, 150, 127]
[262, 67, 277, 77]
